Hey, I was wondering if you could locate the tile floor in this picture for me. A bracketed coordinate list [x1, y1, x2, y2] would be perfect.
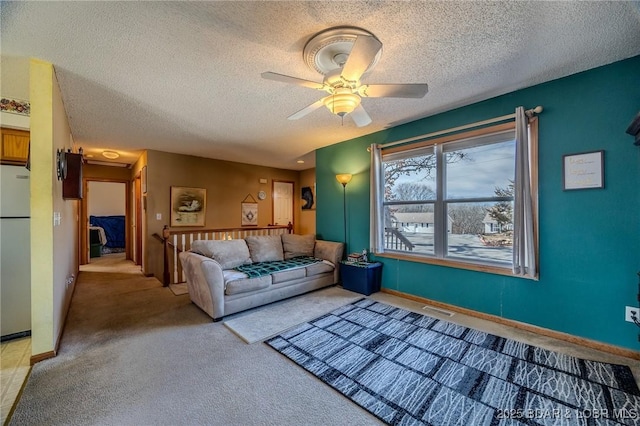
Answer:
[1, 336, 31, 425]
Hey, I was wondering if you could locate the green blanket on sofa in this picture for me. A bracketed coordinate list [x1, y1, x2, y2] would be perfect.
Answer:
[234, 256, 322, 278]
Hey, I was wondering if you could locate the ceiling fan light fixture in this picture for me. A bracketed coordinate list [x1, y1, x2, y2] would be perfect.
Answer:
[262, 25, 426, 127]
[323, 90, 361, 117]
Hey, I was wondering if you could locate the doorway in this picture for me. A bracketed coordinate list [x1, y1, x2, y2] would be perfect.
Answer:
[79, 179, 132, 265]
[87, 181, 126, 262]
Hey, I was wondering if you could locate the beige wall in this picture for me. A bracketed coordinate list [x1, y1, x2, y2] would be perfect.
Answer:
[51, 66, 79, 351]
[30, 59, 78, 357]
[298, 168, 316, 235]
[144, 150, 302, 280]
[87, 181, 126, 216]
[83, 163, 132, 181]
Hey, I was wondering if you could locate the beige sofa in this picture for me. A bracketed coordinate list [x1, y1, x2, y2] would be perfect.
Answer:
[179, 234, 344, 321]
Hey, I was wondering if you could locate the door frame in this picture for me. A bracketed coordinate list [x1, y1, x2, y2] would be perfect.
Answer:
[79, 178, 132, 265]
[134, 172, 143, 266]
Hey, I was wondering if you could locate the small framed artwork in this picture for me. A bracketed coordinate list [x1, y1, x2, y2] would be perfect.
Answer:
[241, 202, 258, 226]
[142, 166, 147, 194]
[563, 150, 604, 190]
[170, 186, 206, 226]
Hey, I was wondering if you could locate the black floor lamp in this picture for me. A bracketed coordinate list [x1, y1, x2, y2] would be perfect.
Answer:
[336, 173, 353, 252]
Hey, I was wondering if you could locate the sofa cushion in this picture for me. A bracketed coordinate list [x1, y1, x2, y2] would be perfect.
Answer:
[272, 267, 306, 284]
[306, 260, 335, 277]
[224, 275, 271, 296]
[245, 235, 284, 263]
[191, 239, 252, 270]
[282, 234, 316, 260]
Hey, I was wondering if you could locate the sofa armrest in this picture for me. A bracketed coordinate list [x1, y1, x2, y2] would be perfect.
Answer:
[179, 251, 226, 320]
[314, 240, 344, 283]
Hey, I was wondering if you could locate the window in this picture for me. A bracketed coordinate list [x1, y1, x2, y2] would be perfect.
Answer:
[374, 120, 537, 275]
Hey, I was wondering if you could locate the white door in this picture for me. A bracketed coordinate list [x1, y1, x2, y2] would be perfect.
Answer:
[273, 181, 293, 226]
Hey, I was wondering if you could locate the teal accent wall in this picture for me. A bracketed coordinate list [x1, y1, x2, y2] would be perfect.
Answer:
[316, 56, 640, 351]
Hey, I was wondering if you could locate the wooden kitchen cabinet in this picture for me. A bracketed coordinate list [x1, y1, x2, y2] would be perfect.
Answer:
[1, 128, 30, 166]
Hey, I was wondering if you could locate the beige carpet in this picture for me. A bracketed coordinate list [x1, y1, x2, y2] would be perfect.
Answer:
[223, 286, 363, 344]
[9, 267, 382, 425]
[80, 252, 141, 274]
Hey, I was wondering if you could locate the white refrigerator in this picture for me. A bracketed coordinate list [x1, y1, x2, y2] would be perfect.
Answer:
[1, 164, 31, 339]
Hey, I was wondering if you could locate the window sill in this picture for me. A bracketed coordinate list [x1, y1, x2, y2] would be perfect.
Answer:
[375, 252, 538, 280]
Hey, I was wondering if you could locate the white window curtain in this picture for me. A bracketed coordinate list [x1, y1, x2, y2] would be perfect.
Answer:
[512, 106, 537, 278]
[370, 143, 385, 253]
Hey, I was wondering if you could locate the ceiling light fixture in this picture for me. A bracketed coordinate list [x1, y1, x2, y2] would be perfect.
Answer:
[102, 150, 120, 159]
[262, 26, 427, 127]
[324, 89, 361, 117]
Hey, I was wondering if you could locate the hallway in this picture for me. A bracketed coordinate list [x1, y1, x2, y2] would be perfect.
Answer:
[1, 253, 143, 424]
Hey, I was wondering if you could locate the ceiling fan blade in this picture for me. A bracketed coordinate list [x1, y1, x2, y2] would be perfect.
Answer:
[350, 104, 372, 127]
[261, 72, 326, 90]
[287, 99, 325, 120]
[340, 35, 382, 83]
[359, 84, 429, 98]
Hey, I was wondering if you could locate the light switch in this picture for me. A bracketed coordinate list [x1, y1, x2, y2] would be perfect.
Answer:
[156, 213, 162, 220]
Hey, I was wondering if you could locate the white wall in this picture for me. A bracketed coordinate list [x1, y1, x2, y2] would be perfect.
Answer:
[88, 181, 125, 217]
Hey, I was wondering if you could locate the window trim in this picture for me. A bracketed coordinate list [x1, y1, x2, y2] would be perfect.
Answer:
[378, 119, 539, 278]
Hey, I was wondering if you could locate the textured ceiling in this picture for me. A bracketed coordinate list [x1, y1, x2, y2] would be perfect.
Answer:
[2, 1, 640, 170]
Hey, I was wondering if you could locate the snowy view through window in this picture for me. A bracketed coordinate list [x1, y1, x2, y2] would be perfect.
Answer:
[383, 134, 516, 266]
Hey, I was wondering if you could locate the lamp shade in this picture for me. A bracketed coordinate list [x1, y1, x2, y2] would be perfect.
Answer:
[324, 89, 361, 117]
[336, 173, 353, 186]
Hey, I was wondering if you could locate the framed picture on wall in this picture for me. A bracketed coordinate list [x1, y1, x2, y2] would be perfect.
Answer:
[562, 150, 604, 190]
[170, 186, 206, 226]
[241, 202, 258, 226]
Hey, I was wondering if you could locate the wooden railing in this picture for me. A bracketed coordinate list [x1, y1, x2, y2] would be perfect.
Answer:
[155, 223, 293, 286]
[384, 227, 415, 252]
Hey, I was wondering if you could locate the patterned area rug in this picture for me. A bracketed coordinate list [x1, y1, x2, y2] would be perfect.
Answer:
[266, 299, 640, 426]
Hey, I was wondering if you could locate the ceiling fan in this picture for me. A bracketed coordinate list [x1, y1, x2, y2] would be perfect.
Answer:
[262, 27, 429, 127]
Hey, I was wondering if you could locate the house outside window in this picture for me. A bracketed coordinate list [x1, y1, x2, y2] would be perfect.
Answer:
[379, 122, 537, 272]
